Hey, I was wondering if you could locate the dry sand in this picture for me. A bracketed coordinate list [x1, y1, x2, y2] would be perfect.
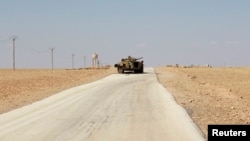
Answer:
[0, 67, 249, 139]
[155, 67, 250, 138]
[0, 68, 116, 114]
[0, 68, 205, 141]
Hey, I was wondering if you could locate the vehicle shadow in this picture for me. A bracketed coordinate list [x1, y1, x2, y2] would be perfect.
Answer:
[115, 71, 153, 75]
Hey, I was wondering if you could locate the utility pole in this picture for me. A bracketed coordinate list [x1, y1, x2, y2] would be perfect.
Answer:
[10, 35, 18, 71]
[50, 47, 55, 70]
[83, 55, 86, 68]
[72, 54, 75, 69]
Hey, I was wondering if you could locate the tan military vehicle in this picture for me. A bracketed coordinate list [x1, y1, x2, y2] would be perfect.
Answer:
[114, 56, 144, 73]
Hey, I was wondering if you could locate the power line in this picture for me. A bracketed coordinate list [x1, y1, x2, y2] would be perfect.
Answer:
[83, 55, 86, 68]
[72, 54, 75, 69]
[10, 35, 18, 70]
[28, 47, 49, 54]
[0, 38, 9, 42]
[50, 47, 55, 70]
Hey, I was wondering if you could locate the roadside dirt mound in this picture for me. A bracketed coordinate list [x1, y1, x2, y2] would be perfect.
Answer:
[155, 67, 250, 138]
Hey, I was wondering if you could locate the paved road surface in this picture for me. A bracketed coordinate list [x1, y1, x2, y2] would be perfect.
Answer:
[0, 68, 205, 141]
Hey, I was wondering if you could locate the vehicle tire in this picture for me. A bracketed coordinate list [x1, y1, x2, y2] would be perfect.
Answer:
[140, 67, 144, 73]
[118, 67, 124, 73]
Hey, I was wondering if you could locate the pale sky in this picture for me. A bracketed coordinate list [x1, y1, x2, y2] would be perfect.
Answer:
[0, 0, 250, 69]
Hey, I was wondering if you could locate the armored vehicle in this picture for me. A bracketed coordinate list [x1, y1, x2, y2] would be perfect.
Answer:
[114, 56, 144, 73]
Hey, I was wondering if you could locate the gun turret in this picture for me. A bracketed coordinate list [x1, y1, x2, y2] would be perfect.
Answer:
[135, 57, 143, 60]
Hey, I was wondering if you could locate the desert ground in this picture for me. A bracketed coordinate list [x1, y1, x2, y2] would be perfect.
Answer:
[0, 68, 204, 141]
[155, 66, 250, 138]
[0, 66, 249, 138]
[0, 68, 116, 114]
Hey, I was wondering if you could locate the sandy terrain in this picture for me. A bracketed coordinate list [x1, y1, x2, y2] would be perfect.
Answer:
[155, 67, 250, 138]
[0, 68, 204, 141]
[0, 68, 116, 114]
[0, 66, 249, 139]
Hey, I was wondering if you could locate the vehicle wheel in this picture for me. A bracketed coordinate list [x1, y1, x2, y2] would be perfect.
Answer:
[140, 67, 144, 73]
[118, 67, 123, 73]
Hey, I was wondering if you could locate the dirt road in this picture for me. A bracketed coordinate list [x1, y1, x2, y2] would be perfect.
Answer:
[0, 68, 205, 141]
